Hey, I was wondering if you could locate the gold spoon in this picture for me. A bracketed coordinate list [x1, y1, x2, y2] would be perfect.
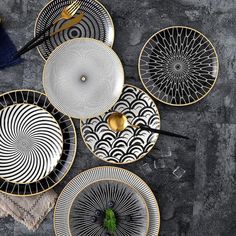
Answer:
[107, 112, 189, 139]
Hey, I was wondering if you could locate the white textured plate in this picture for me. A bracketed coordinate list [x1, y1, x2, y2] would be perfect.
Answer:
[54, 166, 160, 236]
[0, 103, 63, 184]
[43, 38, 124, 119]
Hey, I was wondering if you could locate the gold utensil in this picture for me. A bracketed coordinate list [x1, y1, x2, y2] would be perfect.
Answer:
[14, 1, 81, 58]
[14, 13, 85, 58]
[51, 12, 84, 36]
[108, 112, 189, 139]
[53, 1, 82, 24]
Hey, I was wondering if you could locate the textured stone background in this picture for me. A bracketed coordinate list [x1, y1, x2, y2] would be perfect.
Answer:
[0, 0, 236, 235]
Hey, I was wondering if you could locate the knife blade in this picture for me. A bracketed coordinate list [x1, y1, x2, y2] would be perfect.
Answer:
[51, 12, 84, 36]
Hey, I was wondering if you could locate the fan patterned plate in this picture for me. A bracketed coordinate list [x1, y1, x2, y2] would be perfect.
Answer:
[69, 180, 149, 236]
[139, 26, 219, 106]
[54, 166, 160, 236]
[0, 103, 63, 184]
[35, 0, 114, 60]
[80, 84, 160, 164]
[0, 90, 76, 196]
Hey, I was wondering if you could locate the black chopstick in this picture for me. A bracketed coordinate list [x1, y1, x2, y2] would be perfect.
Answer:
[13, 23, 53, 58]
[13, 34, 51, 58]
[139, 124, 190, 140]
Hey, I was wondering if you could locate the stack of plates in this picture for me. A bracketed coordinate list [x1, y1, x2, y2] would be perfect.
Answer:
[54, 166, 160, 236]
[0, 90, 76, 196]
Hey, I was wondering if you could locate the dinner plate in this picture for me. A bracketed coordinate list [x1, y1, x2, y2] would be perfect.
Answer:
[54, 166, 160, 236]
[0, 103, 63, 184]
[35, 0, 114, 60]
[139, 26, 219, 106]
[80, 84, 160, 164]
[0, 90, 76, 196]
[43, 38, 124, 119]
[69, 180, 149, 236]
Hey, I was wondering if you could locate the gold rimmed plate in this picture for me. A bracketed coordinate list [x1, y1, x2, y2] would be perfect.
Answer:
[80, 84, 160, 164]
[35, 0, 114, 60]
[43, 38, 124, 120]
[138, 26, 219, 106]
[0, 90, 77, 196]
[54, 166, 160, 236]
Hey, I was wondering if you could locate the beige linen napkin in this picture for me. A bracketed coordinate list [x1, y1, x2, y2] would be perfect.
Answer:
[0, 190, 57, 231]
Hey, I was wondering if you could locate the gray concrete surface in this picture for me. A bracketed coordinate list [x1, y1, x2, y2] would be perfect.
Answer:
[0, 0, 235, 235]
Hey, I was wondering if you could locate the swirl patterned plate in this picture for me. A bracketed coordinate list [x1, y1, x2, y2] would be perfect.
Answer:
[43, 38, 124, 119]
[0, 103, 63, 184]
[35, 0, 114, 60]
[54, 166, 160, 236]
[69, 180, 149, 236]
[0, 90, 76, 196]
[139, 26, 219, 106]
[80, 84, 160, 164]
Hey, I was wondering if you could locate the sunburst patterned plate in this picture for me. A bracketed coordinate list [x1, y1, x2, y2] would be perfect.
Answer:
[139, 26, 219, 106]
[54, 166, 160, 236]
[69, 180, 149, 236]
[80, 84, 160, 164]
[35, 0, 114, 60]
[0, 90, 76, 196]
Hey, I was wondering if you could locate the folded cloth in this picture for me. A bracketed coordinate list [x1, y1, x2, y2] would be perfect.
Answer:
[0, 20, 22, 69]
[0, 190, 57, 231]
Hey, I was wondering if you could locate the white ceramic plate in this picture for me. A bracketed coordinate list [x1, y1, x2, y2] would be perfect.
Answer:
[43, 38, 124, 119]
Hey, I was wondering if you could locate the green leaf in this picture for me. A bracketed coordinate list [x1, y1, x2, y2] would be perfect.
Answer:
[103, 209, 117, 233]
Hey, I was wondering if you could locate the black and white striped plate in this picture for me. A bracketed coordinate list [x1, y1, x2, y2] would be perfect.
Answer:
[80, 84, 160, 164]
[0, 103, 63, 184]
[69, 180, 149, 236]
[54, 166, 160, 236]
[0, 90, 77, 196]
[35, 0, 114, 60]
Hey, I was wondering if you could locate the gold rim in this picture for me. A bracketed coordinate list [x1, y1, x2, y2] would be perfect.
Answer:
[80, 83, 161, 165]
[0, 103, 64, 185]
[0, 89, 77, 197]
[138, 25, 220, 107]
[54, 166, 160, 236]
[67, 179, 150, 236]
[34, 0, 115, 61]
[42, 37, 124, 120]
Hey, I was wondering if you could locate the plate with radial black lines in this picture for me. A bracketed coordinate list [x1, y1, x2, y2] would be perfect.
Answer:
[0, 90, 76, 196]
[69, 180, 149, 236]
[35, 0, 114, 60]
[139, 26, 219, 106]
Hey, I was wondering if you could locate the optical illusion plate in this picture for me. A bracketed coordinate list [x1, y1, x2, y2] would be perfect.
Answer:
[0, 90, 76, 196]
[139, 26, 219, 106]
[43, 38, 124, 119]
[0, 103, 63, 184]
[81, 84, 160, 164]
[54, 166, 160, 236]
[35, 0, 114, 60]
[69, 180, 149, 236]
